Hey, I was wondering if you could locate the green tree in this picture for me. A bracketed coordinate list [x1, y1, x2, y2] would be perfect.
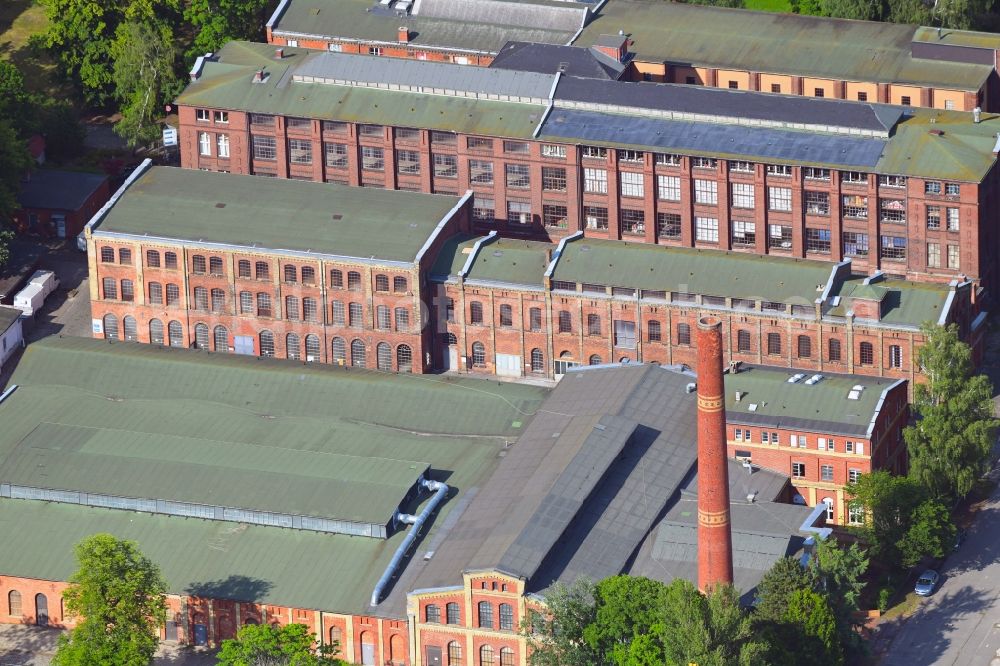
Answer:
[905, 323, 996, 503]
[583, 575, 669, 663]
[783, 589, 843, 666]
[898, 499, 956, 568]
[52, 534, 167, 666]
[819, 0, 884, 20]
[217, 623, 341, 666]
[525, 579, 599, 666]
[184, 0, 272, 62]
[110, 20, 181, 147]
[753, 556, 812, 623]
[35, 0, 179, 106]
[0, 119, 32, 232]
[809, 536, 867, 613]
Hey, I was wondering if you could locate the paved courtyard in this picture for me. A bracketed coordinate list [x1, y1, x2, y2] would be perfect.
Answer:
[0, 624, 215, 666]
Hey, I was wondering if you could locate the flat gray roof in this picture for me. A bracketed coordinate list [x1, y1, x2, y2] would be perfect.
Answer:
[17, 170, 108, 212]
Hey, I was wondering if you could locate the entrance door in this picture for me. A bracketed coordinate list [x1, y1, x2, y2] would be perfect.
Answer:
[35, 594, 48, 626]
[193, 623, 208, 646]
[233, 335, 254, 355]
[442, 345, 458, 371]
[53, 215, 66, 238]
[361, 640, 376, 665]
[425, 645, 443, 666]
[164, 620, 178, 642]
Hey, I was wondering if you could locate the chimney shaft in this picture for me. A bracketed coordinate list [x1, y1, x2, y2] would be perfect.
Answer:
[696, 316, 734, 592]
[398, 26, 410, 43]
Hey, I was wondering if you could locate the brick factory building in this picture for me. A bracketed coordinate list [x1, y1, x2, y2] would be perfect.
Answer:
[723, 365, 910, 525]
[86, 163, 470, 368]
[0, 337, 824, 666]
[267, 0, 1000, 111]
[175, 42, 1000, 296]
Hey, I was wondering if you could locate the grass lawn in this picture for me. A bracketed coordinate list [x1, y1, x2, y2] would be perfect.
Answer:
[0, 0, 73, 98]
[744, 0, 794, 11]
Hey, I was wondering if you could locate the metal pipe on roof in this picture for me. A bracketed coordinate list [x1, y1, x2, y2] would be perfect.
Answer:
[370, 478, 449, 607]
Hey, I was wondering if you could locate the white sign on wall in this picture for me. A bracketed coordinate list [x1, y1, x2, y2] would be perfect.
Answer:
[162, 126, 178, 147]
[92, 319, 103, 335]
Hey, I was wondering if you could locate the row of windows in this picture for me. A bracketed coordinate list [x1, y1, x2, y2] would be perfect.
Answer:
[7, 590, 53, 625]
[735, 429, 868, 455]
[442, 642, 515, 666]
[790, 461, 864, 485]
[425, 602, 514, 631]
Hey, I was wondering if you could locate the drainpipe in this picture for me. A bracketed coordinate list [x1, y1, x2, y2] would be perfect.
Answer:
[370, 479, 449, 607]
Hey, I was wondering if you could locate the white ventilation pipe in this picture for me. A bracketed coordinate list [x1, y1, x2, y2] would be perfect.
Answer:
[370, 479, 449, 606]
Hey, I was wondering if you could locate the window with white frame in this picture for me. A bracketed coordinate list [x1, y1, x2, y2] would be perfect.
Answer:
[584, 168, 607, 194]
[585, 206, 608, 230]
[769, 187, 792, 212]
[252, 135, 276, 160]
[945, 182, 960, 195]
[692, 157, 717, 169]
[617, 149, 644, 163]
[841, 171, 867, 184]
[695, 216, 718, 243]
[731, 220, 755, 246]
[946, 207, 959, 231]
[361, 146, 383, 171]
[766, 164, 791, 176]
[848, 503, 864, 524]
[541, 144, 566, 158]
[469, 160, 493, 185]
[731, 183, 755, 209]
[768, 224, 792, 249]
[657, 175, 680, 201]
[694, 179, 717, 205]
[288, 139, 312, 164]
[927, 242, 941, 268]
[507, 200, 531, 225]
[655, 153, 681, 166]
[620, 171, 644, 197]
[199, 132, 211, 156]
[324, 143, 347, 168]
[728, 160, 754, 173]
[848, 469, 861, 484]
[216, 134, 230, 158]
[803, 167, 830, 180]
[948, 244, 960, 269]
[505, 164, 530, 189]
[196, 109, 210, 122]
[582, 145, 607, 159]
[805, 190, 829, 215]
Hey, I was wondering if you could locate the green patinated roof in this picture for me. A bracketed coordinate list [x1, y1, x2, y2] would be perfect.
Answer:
[725, 365, 901, 436]
[0, 337, 548, 609]
[552, 240, 834, 305]
[828, 276, 951, 327]
[93, 166, 460, 263]
[877, 110, 1000, 182]
[912, 26, 1000, 49]
[849, 283, 888, 301]
[272, 0, 577, 54]
[178, 42, 543, 139]
[576, 1, 992, 91]
[432, 234, 551, 286]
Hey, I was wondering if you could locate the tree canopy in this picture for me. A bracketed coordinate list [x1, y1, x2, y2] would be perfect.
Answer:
[184, 0, 272, 61]
[905, 323, 996, 503]
[217, 622, 343, 666]
[52, 534, 168, 666]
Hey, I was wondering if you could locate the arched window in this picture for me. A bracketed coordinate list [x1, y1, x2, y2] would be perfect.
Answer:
[737, 329, 751, 353]
[103, 314, 119, 340]
[377, 342, 392, 370]
[472, 342, 486, 367]
[479, 645, 494, 666]
[859, 341, 874, 365]
[194, 323, 210, 349]
[148, 282, 163, 304]
[589, 354, 602, 365]
[209, 256, 223, 275]
[100, 246, 114, 262]
[393, 276, 407, 292]
[349, 302, 363, 328]
[35, 593, 48, 626]
[347, 271, 361, 291]
[329, 626, 342, 647]
[285, 296, 300, 320]
[168, 321, 184, 347]
[376, 305, 391, 330]
[238, 259, 251, 278]
[359, 631, 375, 666]
[470, 301, 483, 325]
[448, 641, 463, 666]
[214, 326, 228, 352]
[499, 603, 514, 631]
[529, 307, 542, 331]
[255, 261, 269, 280]
[499, 304, 513, 328]
[394, 307, 409, 332]
[211, 288, 226, 313]
[286, 333, 301, 360]
[164, 252, 178, 269]
[767, 332, 781, 355]
[256, 293, 272, 317]
[305, 335, 320, 361]
[102, 277, 117, 300]
[828, 338, 842, 362]
[194, 286, 208, 311]
[478, 601, 493, 628]
[330, 269, 343, 288]
[425, 604, 441, 623]
[118, 247, 132, 265]
[301, 266, 316, 284]
[146, 250, 160, 267]
[397, 345, 412, 373]
[123, 316, 137, 341]
[259, 330, 275, 357]
[587, 313, 601, 336]
[166, 284, 180, 306]
[332, 337, 346, 363]
[500, 647, 514, 666]
[149, 319, 164, 345]
[303, 297, 318, 322]
[351, 339, 366, 367]
[192, 255, 206, 274]
[8, 590, 21, 616]
[647, 320, 661, 342]
[375, 274, 389, 292]
[240, 291, 253, 314]
[558, 310, 572, 333]
[531, 348, 544, 372]
[797, 335, 811, 359]
[446, 603, 460, 625]
[283, 264, 297, 283]
[677, 322, 691, 345]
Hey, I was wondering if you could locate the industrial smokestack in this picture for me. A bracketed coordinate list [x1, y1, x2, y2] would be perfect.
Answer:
[696, 316, 734, 592]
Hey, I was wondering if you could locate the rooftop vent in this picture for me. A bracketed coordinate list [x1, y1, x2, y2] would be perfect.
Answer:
[852, 384, 865, 391]
[735, 390, 744, 402]
[787, 373, 806, 383]
[332, 214, 343, 220]
[974, 106, 982, 123]
[848, 390, 861, 400]
[804, 374, 824, 385]
[685, 382, 697, 394]
[748, 403, 758, 412]
[214, 202, 226, 208]
[929, 128, 944, 136]
[275, 48, 284, 59]
[252, 69, 269, 84]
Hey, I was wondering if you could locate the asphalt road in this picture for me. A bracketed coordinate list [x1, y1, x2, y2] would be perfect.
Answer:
[881, 466, 1000, 666]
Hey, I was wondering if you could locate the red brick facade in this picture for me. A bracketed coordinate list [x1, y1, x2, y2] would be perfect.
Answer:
[267, 31, 494, 67]
[178, 110, 1000, 292]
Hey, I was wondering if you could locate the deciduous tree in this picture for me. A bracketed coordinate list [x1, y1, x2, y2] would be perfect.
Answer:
[217, 622, 342, 666]
[110, 20, 181, 147]
[184, 0, 272, 62]
[52, 534, 167, 666]
[525, 579, 599, 666]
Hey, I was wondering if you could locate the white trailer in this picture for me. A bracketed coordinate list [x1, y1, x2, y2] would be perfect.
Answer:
[27, 270, 59, 299]
[13, 283, 45, 317]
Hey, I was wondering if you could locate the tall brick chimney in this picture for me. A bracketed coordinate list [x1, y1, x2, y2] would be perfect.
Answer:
[696, 316, 734, 592]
